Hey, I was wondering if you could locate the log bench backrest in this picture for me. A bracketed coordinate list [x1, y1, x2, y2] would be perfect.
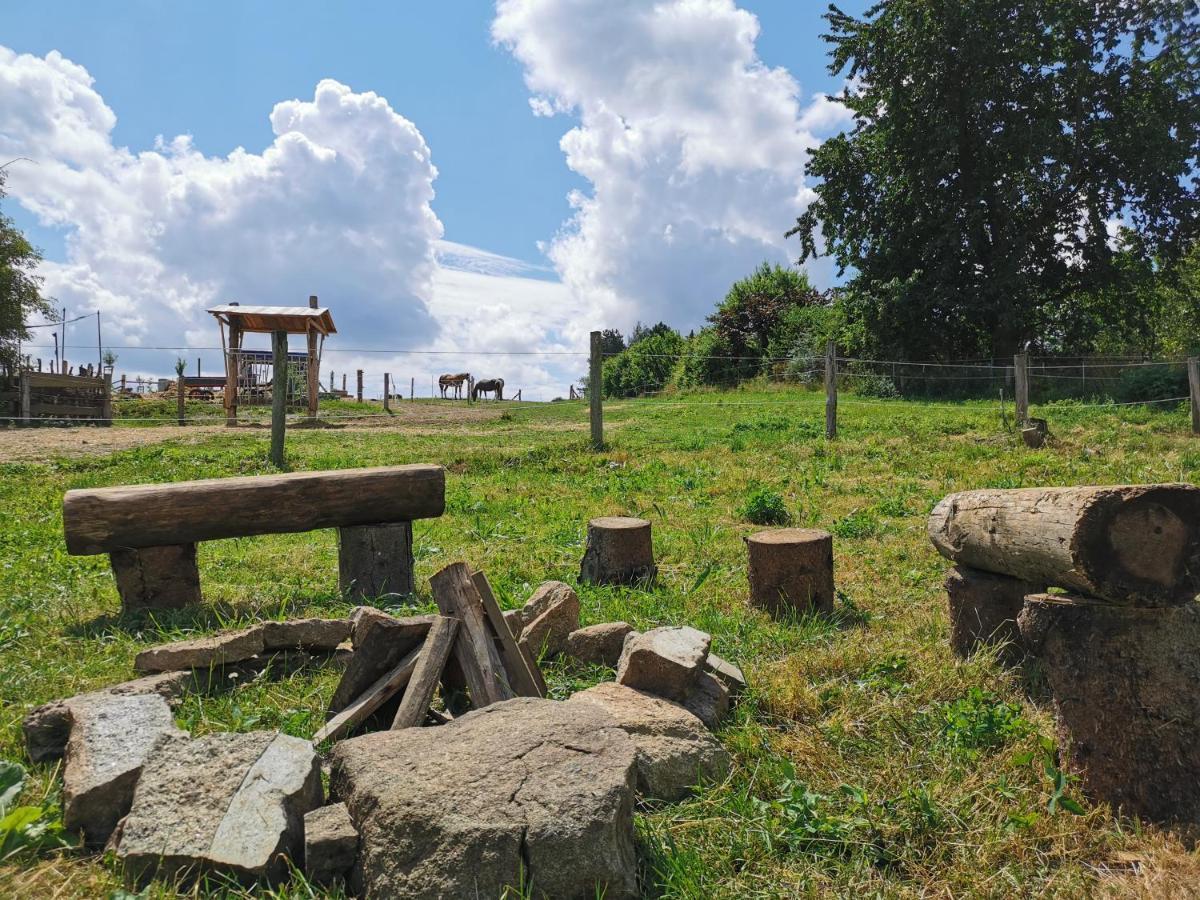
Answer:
[63, 464, 445, 555]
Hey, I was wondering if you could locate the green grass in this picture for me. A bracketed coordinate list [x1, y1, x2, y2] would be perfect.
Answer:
[2, 388, 1199, 896]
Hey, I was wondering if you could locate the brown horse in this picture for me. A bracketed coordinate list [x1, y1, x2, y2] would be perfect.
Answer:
[472, 378, 504, 401]
[438, 372, 471, 399]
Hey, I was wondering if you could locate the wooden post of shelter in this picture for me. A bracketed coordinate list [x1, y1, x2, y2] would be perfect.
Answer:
[825, 340, 837, 440]
[590, 330, 603, 450]
[270, 330, 288, 467]
[1014, 352, 1030, 426]
[306, 295, 320, 420]
[1189, 358, 1200, 436]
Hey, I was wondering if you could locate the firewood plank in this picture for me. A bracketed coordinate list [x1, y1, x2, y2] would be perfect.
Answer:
[471, 570, 546, 698]
[430, 562, 514, 707]
[391, 616, 459, 729]
[312, 643, 422, 744]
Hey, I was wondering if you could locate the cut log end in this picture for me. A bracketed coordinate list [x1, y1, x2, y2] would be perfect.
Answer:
[579, 517, 656, 585]
[943, 565, 1036, 664]
[746, 528, 834, 618]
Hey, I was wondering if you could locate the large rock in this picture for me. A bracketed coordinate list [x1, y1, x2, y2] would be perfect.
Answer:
[134, 626, 265, 673]
[304, 802, 359, 887]
[262, 618, 351, 652]
[568, 682, 730, 801]
[705, 653, 747, 698]
[115, 731, 322, 884]
[330, 697, 638, 900]
[24, 670, 197, 763]
[329, 613, 434, 712]
[62, 692, 185, 846]
[683, 671, 731, 730]
[567, 622, 635, 668]
[616, 626, 711, 702]
[518, 581, 580, 629]
[517, 582, 581, 659]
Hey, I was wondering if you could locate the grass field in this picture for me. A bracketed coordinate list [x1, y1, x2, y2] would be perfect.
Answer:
[2, 388, 1199, 898]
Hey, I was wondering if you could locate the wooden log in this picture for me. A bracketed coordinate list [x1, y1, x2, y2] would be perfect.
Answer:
[338, 522, 414, 600]
[430, 562, 514, 708]
[746, 528, 834, 617]
[944, 565, 1038, 663]
[928, 485, 1200, 605]
[1019, 594, 1200, 823]
[471, 570, 545, 698]
[63, 464, 445, 555]
[109, 544, 202, 611]
[391, 616, 458, 729]
[579, 516, 656, 585]
[312, 642, 423, 744]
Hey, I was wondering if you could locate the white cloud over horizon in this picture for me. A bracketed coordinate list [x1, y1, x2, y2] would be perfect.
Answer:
[492, 0, 852, 333]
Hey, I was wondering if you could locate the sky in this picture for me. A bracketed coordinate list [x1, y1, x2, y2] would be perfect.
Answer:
[0, 0, 870, 399]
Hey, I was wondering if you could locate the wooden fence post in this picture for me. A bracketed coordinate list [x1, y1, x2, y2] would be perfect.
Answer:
[306, 295, 319, 421]
[410, 376, 414, 401]
[356, 369, 363, 403]
[19, 374, 31, 423]
[1014, 352, 1030, 426]
[270, 331, 288, 468]
[590, 330, 603, 450]
[1189, 357, 1200, 435]
[825, 340, 837, 440]
[176, 375, 186, 426]
[102, 374, 113, 427]
[384, 373, 391, 412]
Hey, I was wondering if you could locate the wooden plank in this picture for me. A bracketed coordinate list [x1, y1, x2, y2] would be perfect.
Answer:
[28, 402, 104, 418]
[430, 562, 514, 708]
[391, 616, 459, 729]
[471, 570, 545, 698]
[312, 642, 423, 744]
[62, 464, 445, 555]
[24, 372, 107, 390]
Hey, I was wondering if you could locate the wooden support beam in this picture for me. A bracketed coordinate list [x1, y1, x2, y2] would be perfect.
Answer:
[312, 643, 423, 744]
[109, 544, 202, 612]
[64, 464, 445, 555]
[430, 562, 514, 708]
[471, 570, 545, 697]
[338, 522, 414, 599]
[270, 330, 288, 467]
[225, 324, 242, 426]
[307, 295, 320, 420]
[391, 616, 459, 729]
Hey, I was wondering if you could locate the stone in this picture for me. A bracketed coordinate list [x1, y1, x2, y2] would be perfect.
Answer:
[330, 697, 638, 900]
[683, 671, 731, 729]
[62, 692, 185, 846]
[518, 587, 581, 660]
[616, 626, 711, 702]
[134, 626, 265, 673]
[568, 683, 730, 802]
[502, 608, 523, 636]
[304, 802, 358, 887]
[329, 614, 434, 713]
[262, 618, 351, 652]
[566, 622, 635, 668]
[115, 730, 323, 885]
[518, 580, 580, 629]
[24, 671, 197, 764]
[705, 653, 747, 698]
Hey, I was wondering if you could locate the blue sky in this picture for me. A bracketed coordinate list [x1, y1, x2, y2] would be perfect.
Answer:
[0, 0, 870, 395]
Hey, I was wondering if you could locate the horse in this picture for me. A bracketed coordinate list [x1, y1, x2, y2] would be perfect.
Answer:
[438, 372, 471, 399]
[472, 377, 504, 401]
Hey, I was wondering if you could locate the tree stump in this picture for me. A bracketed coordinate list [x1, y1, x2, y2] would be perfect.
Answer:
[110, 544, 202, 611]
[338, 522, 414, 600]
[1019, 594, 1200, 824]
[579, 517, 656, 585]
[746, 528, 834, 617]
[928, 484, 1200, 605]
[944, 565, 1039, 664]
[1020, 417, 1049, 449]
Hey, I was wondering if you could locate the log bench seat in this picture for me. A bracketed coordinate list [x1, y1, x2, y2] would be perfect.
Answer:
[62, 464, 445, 611]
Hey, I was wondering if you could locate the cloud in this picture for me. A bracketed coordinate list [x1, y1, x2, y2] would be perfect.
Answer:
[493, 0, 853, 332]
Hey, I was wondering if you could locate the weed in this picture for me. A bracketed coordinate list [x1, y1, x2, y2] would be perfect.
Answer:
[741, 486, 791, 525]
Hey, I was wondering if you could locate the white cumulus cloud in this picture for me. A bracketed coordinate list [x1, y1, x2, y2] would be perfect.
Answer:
[492, 0, 852, 332]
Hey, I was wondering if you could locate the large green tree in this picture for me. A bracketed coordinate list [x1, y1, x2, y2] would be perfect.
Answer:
[791, 0, 1200, 360]
[0, 171, 49, 371]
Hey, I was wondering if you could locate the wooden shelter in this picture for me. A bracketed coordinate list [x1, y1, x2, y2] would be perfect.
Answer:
[208, 297, 336, 424]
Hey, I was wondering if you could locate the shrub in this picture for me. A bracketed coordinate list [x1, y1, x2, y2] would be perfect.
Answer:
[1114, 365, 1188, 404]
[742, 487, 790, 525]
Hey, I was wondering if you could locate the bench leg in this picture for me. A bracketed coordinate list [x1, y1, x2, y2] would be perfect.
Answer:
[338, 522, 414, 601]
[109, 544, 202, 612]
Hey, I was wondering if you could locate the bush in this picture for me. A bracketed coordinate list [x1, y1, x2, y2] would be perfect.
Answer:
[742, 487, 791, 525]
[1114, 365, 1188, 404]
[602, 329, 685, 398]
[848, 373, 899, 399]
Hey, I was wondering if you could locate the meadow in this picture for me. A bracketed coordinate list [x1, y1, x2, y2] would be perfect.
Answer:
[1, 388, 1199, 898]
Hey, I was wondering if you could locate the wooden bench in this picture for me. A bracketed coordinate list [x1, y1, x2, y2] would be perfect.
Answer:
[63, 464, 445, 611]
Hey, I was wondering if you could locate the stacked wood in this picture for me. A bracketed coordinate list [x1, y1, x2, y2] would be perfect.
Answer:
[745, 528, 835, 617]
[944, 566, 1039, 664]
[928, 484, 1200, 605]
[314, 562, 546, 745]
[1019, 594, 1200, 823]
